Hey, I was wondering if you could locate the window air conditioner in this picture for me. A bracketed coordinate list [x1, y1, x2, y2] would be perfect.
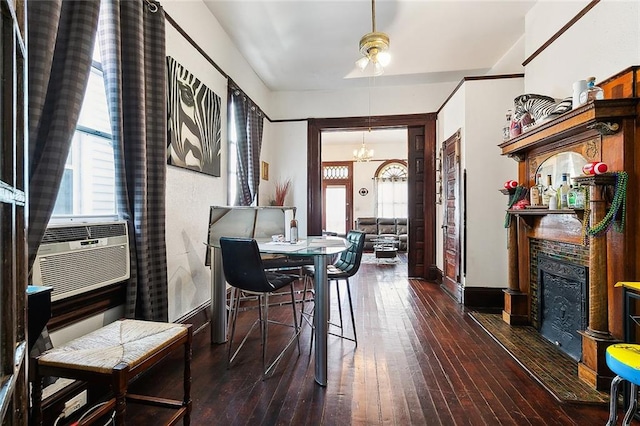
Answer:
[32, 221, 130, 301]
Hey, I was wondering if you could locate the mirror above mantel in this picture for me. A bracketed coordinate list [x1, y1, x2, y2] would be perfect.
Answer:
[533, 151, 588, 187]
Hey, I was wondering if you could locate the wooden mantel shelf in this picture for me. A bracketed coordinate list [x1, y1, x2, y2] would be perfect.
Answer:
[499, 98, 638, 157]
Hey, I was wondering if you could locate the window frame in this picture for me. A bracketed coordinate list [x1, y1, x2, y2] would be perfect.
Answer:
[374, 160, 408, 218]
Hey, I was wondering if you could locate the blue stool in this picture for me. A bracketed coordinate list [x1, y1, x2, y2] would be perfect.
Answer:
[606, 344, 640, 425]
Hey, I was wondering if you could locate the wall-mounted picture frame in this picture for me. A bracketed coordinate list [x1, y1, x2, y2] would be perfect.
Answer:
[261, 161, 269, 181]
[166, 56, 222, 176]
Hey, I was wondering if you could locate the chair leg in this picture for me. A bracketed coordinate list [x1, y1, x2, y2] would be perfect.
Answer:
[262, 284, 303, 378]
[335, 280, 344, 334]
[623, 382, 638, 426]
[228, 289, 261, 366]
[300, 274, 312, 326]
[227, 288, 241, 365]
[289, 284, 301, 354]
[345, 278, 357, 346]
[607, 375, 623, 426]
[261, 293, 269, 377]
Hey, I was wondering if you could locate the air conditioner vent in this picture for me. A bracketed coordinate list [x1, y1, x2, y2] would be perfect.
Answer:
[41, 222, 127, 243]
[33, 221, 130, 301]
[39, 244, 129, 297]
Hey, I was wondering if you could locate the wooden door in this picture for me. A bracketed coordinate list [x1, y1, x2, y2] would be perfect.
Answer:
[442, 131, 462, 301]
[406, 125, 426, 278]
[1, 0, 29, 422]
[321, 162, 353, 235]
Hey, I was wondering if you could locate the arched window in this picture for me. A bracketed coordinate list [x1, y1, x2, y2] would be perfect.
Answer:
[375, 161, 408, 218]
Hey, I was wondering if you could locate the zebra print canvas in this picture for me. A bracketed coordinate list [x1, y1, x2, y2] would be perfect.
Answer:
[166, 56, 222, 176]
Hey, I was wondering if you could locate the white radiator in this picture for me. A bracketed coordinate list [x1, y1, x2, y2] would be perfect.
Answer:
[32, 221, 130, 301]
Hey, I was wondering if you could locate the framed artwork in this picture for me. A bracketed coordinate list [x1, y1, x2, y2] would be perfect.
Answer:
[261, 161, 269, 181]
[166, 56, 222, 176]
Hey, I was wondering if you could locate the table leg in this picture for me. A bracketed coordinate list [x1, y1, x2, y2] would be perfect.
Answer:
[211, 247, 228, 344]
[314, 255, 328, 386]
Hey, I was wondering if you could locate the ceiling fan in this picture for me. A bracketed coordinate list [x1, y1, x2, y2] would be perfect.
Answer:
[355, 0, 390, 76]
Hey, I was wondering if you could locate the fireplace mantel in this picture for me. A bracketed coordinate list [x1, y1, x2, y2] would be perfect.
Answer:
[498, 67, 640, 390]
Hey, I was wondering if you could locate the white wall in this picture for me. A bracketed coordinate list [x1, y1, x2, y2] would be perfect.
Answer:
[463, 79, 522, 288]
[437, 86, 465, 273]
[163, 0, 272, 322]
[436, 77, 523, 289]
[270, 82, 457, 120]
[524, 0, 640, 97]
[263, 121, 309, 235]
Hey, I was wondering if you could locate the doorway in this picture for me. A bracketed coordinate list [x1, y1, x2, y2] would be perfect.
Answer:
[322, 161, 353, 235]
[308, 114, 437, 280]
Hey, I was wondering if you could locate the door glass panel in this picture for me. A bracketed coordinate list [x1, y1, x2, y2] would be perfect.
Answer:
[325, 185, 346, 235]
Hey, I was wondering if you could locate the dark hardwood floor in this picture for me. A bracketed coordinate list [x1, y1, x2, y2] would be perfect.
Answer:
[125, 256, 611, 425]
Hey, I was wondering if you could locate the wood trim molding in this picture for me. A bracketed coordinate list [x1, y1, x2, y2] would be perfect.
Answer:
[48, 284, 126, 332]
[437, 74, 525, 115]
[174, 301, 211, 335]
[522, 0, 600, 67]
[308, 114, 438, 280]
[463, 287, 505, 310]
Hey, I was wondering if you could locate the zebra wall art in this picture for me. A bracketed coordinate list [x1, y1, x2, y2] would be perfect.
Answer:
[167, 56, 222, 176]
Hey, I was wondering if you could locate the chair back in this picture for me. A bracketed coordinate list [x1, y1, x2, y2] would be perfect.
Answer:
[332, 230, 365, 278]
[219, 237, 274, 293]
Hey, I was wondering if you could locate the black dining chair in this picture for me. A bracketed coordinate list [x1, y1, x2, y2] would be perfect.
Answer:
[301, 230, 366, 346]
[219, 237, 301, 378]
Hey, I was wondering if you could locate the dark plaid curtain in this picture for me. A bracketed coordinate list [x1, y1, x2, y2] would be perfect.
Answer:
[27, 1, 100, 271]
[228, 83, 264, 206]
[99, 0, 168, 321]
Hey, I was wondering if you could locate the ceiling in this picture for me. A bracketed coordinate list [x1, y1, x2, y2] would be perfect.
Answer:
[202, 0, 536, 92]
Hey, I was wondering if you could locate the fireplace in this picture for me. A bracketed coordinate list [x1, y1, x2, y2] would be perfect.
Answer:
[536, 254, 588, 361]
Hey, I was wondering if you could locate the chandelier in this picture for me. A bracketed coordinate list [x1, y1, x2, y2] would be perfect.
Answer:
[355, 0, 390, 76]
[354, 133, 374, 162]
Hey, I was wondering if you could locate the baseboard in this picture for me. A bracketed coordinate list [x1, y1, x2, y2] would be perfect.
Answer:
[429, 266, 443, 284]
[425, 265, 442, 284]
[174, 300, 211, 336]
[463, 287, 505, 310]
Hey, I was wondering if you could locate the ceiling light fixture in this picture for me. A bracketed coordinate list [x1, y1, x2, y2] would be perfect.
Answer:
[354, 132, 374, 162]
[355, 0, 390, 76]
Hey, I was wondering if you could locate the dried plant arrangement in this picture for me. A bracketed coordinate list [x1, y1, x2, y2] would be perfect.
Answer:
[273, 179, 292, 206]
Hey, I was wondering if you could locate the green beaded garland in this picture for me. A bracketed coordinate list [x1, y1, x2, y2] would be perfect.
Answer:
[582, 171, 627, 242]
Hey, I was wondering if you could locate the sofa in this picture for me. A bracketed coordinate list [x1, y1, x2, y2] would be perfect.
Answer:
[355, 217, 408, 252]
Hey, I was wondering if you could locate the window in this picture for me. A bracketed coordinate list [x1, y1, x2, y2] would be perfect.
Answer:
[51, 42, 116, 219]
[375, 162, 408, 218]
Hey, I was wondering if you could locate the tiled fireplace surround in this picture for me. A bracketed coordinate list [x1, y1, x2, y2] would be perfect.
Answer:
[529, 239, 589, 361]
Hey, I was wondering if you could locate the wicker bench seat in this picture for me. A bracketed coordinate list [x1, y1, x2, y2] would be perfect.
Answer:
[31, 319, 192, 425]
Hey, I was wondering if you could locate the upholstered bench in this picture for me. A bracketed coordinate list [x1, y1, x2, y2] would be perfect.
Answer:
[31, 319, 192, 425]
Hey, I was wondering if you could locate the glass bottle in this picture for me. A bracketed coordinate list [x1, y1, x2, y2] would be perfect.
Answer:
[558, 173, 571, 209]
[290, 217, 298, 243]
[529, 173, 542, 206]
[567, 185, 586, 209]
[579, 77, 604, 104]
[542, 175, 556, 208]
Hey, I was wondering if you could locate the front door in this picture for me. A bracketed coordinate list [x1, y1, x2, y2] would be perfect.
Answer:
[322, 162, 353, 235]
[442, 130, 462, 302]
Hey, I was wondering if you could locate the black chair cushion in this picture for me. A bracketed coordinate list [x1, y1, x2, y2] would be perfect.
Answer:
[220, 237, 297, 293]
[265, 271, 298, 290]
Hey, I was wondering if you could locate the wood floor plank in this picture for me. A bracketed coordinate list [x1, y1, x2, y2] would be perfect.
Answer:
[121, 256, 611, 425]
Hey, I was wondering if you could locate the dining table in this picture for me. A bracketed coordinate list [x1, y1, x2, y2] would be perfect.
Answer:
[208, 235, 351, 386]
